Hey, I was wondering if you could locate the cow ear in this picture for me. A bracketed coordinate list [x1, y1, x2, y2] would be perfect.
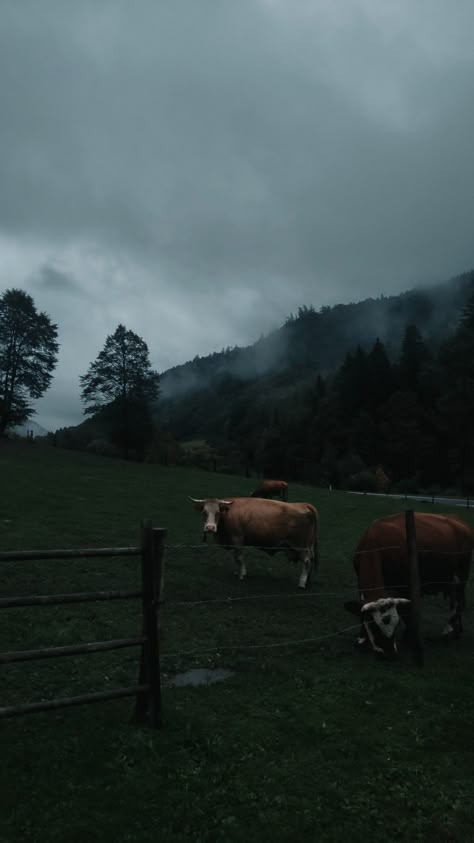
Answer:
[344, 600, 361, 617]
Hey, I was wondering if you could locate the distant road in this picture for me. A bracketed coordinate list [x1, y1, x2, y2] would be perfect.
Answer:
[346, 490, 473, 509]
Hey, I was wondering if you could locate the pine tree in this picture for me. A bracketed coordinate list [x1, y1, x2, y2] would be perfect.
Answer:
[438, 284, 474, 492]
[335, 345, 369, 414]
[399, 324, 430, 391]
[367, 338, 395, 407]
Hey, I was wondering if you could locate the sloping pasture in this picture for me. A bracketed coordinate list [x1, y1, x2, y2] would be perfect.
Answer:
[1, 442, 474, 842]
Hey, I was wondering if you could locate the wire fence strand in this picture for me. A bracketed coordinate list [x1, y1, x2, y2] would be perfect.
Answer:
[162, 623, 362, 661]
[164, 580, 465, 609]
[166, 542, 473, 556]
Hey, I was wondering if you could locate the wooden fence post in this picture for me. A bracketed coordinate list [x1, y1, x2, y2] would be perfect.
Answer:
[155, 528, 166, 609]
[405, 510, 424, 667]
[135, 521, 166, 727]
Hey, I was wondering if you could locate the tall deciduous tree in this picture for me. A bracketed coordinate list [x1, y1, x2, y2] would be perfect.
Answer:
[80, 324, 160, 458]
[0, 288, 59, 434]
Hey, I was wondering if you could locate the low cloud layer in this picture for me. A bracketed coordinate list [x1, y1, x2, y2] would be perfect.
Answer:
[1, 1, 473, 430]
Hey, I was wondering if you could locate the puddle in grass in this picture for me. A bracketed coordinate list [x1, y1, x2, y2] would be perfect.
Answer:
[166, 668, 235, 687]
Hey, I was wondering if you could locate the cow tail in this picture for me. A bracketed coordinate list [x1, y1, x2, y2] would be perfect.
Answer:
[308, 505, 319, 573]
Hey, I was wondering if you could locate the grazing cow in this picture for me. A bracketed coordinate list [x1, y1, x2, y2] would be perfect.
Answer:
[189, 496, 318, 588]
[251, 480, 288, 502]
[345, 512, 473, 658]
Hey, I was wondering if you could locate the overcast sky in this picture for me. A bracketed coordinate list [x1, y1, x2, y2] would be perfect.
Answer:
[1, 1, 474, 431]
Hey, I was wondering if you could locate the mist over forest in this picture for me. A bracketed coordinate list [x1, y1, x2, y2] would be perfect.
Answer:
[46, 268, 474, 497]
[159, 271, 471, 401]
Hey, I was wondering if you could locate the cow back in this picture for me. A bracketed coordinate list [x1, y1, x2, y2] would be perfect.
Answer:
[251, 480, 288, 499]
[218, 497, 317, 550]
[354, 512, 473, 600]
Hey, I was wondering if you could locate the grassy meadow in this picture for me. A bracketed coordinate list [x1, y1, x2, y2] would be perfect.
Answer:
[1, 441, 474, 842]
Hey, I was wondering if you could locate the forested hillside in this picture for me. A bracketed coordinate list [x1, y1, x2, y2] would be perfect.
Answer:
[52, 270, 474, 494]
[155, 270, 474, 494]
[160, 271, 472, 401]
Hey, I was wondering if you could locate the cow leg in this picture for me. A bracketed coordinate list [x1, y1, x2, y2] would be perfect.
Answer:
[397, 602, 415, 647]
[396, 602, 424, 664]
[443, 576, 464, 639]
[234, 548, 247, 581]
[298, 550, 313, 589]
[355, 625, 370, 649]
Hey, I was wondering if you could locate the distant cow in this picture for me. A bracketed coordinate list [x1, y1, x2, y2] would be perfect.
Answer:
[345, 512, 473, 658]
[251, 480, 288, 502]
[190, 496, 318, 588]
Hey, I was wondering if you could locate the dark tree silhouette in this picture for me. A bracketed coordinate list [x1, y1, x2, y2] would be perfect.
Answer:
[80, 324, 160, 458]
[0, 288, 58, 434]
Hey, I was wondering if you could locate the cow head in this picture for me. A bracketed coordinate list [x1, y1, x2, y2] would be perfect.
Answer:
[345, 597, 410, 658]
[189, 497, 234, 541]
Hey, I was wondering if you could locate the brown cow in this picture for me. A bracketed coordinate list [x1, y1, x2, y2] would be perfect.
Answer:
[251, 480, 288, 502]
[345, 512, 473, 658]
[189, 496, 318, 588]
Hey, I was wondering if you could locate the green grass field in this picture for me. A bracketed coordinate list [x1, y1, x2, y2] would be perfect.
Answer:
[1, 442, 474, 842]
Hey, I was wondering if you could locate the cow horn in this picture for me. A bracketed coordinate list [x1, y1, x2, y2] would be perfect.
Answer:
[218, 499, 234, 506]
[189, 497, 206, 504]
[393, 598, 411, 607]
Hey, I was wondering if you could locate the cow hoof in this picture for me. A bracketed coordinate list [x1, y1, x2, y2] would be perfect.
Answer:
[374, 647, 397, 661]
[441, 629, 461, 642]
[441, 624, 455, 641]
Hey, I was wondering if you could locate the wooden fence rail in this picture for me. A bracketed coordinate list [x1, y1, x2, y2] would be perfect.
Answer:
[0, 547, 141, 562]
[0, 521, 166, 727]
[0, 590, 142, 609]
[0, 636, 146, 665]
[0, 686, 151, 720]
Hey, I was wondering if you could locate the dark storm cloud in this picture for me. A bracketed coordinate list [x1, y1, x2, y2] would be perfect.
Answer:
[1, 0, 474, 429]
[36, 267, 82, 295]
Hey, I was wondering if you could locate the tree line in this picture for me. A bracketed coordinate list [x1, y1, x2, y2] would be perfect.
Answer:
[2, 282, 474, 495]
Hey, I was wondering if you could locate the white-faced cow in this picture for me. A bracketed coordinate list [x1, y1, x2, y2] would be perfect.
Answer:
[251, 480, 288, 502]
[345, 512, 473, 658]
[189, 496, 318, 588]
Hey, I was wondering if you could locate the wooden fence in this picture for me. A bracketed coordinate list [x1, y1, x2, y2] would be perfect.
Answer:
[0, 520, 165, 727]
[0, 509, 427, 727]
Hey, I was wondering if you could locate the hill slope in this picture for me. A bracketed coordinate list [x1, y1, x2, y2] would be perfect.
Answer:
[158, 270, 474, 440]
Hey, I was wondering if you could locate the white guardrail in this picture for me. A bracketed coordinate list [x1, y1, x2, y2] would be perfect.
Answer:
[346, 490, 472, 508]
